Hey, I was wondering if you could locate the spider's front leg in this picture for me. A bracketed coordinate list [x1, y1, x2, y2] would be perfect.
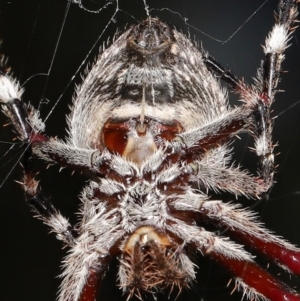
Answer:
[169, 0, 299, 198]
[203, 0, 298, 189]
[0, 70, 79, 245]
[0, 70, 124, 301]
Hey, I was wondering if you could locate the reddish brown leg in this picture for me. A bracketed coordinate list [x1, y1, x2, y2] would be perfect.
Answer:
[210, 251, 300, 301]
[78, 268, 103, 301]
[170, 204, 300, 275]
[78, 256, 111, 301]
[196, 202, 300, 275]
[220, 220, 300, 275]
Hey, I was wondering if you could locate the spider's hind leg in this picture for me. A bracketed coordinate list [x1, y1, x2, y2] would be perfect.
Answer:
[168, 221, 300, 301]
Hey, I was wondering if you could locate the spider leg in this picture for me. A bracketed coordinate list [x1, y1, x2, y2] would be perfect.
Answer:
[156, 141, 268, 200]
[61, 253, 112, 301]
[22, 165, 77, 246]
[0, 73, 78, 245]
[164, 106, 250, 155]
[58, 205, 124, 301]
[252, 0, 298, 185]
[167, 220, 300, 301]
[171, 195, 300, 275]
[201, 0, 298, 189]
[32, 139, 115, 175]
[175, 107, 251, 151]
[77, 262, 109, 301]
[59, 248, 110, 301]
[21, 138, 78, 245]
[186, 158, 267, 198]
[200, 55, 272, 189]
[0, 72, 116, 172]
[154, 152, 267, 198]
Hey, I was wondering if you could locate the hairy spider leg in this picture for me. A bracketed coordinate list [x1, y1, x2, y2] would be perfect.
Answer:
[0, 73, 119, 301]
[1, 1, 300, 301]
[202, 0, 299, 189]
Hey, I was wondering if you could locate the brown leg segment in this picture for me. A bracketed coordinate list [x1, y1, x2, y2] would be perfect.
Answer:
[78, 256, 111, 301]
[210, 251, 300, 301]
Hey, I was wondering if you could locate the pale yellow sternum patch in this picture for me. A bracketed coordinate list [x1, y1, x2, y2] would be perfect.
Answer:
[123, 226, 171, 253]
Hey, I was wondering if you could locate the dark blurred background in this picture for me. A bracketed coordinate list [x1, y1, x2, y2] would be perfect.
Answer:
[0, 1, 299, 301]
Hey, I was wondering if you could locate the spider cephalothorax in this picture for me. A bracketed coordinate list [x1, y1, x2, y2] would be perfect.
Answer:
[1, 1, 300, 301]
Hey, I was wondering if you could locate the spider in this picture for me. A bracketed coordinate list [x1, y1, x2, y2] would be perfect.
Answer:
[1, 0, 300, 301]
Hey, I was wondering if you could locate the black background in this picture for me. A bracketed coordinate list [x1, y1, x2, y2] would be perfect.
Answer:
[0, 1, 300, 301]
